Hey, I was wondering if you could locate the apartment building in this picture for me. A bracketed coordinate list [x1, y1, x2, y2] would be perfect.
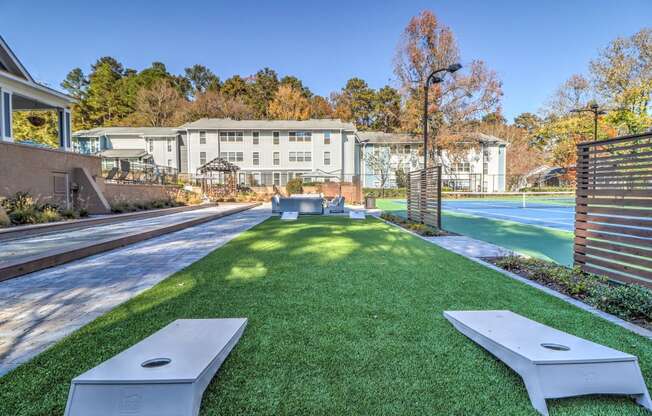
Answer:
[358, 131, 507, 192]
[73, 119, 506, 190]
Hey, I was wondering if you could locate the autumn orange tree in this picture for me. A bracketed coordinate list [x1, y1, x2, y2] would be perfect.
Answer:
[393, 10, 503, 166]
[267, 85, 312, 120]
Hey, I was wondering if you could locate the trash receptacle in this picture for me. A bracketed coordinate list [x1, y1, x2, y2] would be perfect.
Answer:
[365, 196, 376, 209]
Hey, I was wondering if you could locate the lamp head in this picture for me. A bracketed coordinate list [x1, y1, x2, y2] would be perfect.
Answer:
[447, 63, 462, 73]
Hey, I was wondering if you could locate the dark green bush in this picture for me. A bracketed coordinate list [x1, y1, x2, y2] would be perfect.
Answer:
[495, 256, 652, 326]
[380, 212, 444, 236]
[286, 178, 303, 195]
[364, 188, 406, 198]
[587, 284, 652, 322]
[9, 208, 39, 225]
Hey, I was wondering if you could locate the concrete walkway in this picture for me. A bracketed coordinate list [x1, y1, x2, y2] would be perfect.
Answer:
[0, 204, 251, 262]
[425, 235, 515, 258]
[0, 205, 271, 376]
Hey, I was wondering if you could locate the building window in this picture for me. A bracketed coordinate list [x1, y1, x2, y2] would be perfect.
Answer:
[3, 92, 11, 138]
[219, 131, 243, 142]
[305, 151, 311, 162]
[324, 151, 331, 165]
[199, 131, 206, 144]
[236, 152, 243, 162]
[220, 152, 227, 159]
[289, 131, 312, 142]
[252, 131, 259, 145]
[289, 152, 296, 162]
[253, 152, 259, 165]
[273, 172, 280, 186]
[167, 138, 173, 152]
[167, 159, 172, 166]
[483, 162, 489, 175]
[200, 151, 207, 166]
[273, 132, 280, 145]
[324, 131, 331, 145]
[452, 162, 471, 173]
[296, 152, 304, 162]
[148, 139, 153, 152]
[273, 152, 280, 165]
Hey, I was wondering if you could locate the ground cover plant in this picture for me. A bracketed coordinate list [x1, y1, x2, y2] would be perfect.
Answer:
[493, 256, 652, 329]
[379, 212, 446, 236]
[0, 192, 88, 227]
[1, 216, 651, 415]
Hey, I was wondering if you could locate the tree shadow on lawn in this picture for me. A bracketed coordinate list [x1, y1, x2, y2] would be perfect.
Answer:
[0, 216, 650, 415]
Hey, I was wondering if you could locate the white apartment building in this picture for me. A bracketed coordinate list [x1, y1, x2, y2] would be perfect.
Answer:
[358, 131, 507, 192]
[73, 120, 507, 191]
[73, 119, 358, 186]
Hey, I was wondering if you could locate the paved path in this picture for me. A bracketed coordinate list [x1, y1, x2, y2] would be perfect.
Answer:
[425, 235, 515, 258]
[0, 204, 251, 262]
[0, 205, 271, 376]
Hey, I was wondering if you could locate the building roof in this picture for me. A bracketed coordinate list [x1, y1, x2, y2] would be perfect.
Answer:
[178, 118, 356, 131]
[99, 149, 151, 159]
[356, 131, 422, 144]
[74, 127, 179, 137]
[0, 35, 74, 104]
[358, 131, 508, 146]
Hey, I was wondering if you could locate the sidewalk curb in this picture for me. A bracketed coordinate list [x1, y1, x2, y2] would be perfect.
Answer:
[0, 203, 259, 282]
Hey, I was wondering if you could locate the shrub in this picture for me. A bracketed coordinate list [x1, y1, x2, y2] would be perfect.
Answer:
[39, 207, 62, 223]
[0, 207, 10, 227]
[59, 208, 79, 219]
[364, 188, 406, 198]
[286, 178, 303, 195]
[78, 208, 89, 218]
[2, 191, 34, 212]
[587, 284, 652, 322]
[494, 256, 652, 325]
[9, 208, 39, 225]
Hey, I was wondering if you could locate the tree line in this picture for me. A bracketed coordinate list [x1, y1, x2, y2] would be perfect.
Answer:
[12, 10, 651, 186]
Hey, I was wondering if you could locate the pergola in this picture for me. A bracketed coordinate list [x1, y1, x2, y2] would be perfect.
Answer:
[197, 157, 240, 195]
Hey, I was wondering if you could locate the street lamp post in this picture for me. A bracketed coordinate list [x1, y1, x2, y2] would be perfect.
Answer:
[570, 103, 607, 141]
[423, 63, 462, 169]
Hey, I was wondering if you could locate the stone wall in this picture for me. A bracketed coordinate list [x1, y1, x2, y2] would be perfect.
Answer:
[0, 141, 104, 210]
[102, 183, 178, 206]
[0, 141, 185, 214]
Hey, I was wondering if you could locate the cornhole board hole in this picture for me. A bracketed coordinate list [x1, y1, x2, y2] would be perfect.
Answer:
[349, 211, 366, 220]
[444, 310, 651, 416]
[65, 318, 247, 416]
[281, 211, 299, 221]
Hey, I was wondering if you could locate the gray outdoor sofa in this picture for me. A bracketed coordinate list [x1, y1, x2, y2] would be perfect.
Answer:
[327, 196, 345, 213]
[272, 195, 324, 214]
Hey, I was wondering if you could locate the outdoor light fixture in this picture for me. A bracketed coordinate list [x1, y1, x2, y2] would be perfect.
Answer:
[423, 63, 462, 168]
[570, 102, 608, 141]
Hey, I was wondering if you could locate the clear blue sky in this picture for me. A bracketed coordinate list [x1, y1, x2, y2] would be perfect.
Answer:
[2, 0, 650, 121]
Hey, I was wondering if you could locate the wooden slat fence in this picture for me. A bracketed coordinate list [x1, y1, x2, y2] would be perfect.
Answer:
[407, 166, 442, 229]
[575, 132, 652, 288]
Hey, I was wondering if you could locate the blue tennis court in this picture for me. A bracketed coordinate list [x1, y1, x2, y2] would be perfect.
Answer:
[392, 192, 576, 232]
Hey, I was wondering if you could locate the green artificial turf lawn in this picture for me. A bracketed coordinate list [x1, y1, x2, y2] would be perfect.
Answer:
[1, 216, 650, 415]
[376, 198, 574, 265]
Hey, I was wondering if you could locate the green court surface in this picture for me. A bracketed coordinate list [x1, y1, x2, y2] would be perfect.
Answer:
[376, 199, 574, 265]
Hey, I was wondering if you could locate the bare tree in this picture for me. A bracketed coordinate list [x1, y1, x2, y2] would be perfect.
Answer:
[364, 145, 397, 195]
[135, 79, 183, 127]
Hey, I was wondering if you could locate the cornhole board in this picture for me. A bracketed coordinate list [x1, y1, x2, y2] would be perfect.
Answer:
[444, 310, 651, 416]
[281, 211, 299, 221]
[65, 318, 247, 416]
[349, 211, 366, 220]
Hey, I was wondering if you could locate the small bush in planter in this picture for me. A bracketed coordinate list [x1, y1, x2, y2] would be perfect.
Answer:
[286, 178, 303, 195]
[9, 208, 39, 225]
[39, 207, 62, 223]
[0, 207, 10, 227]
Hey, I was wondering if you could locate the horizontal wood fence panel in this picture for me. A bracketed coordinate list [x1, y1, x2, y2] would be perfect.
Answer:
[407, 166, 442, 229]
[575, 132, 652, 288]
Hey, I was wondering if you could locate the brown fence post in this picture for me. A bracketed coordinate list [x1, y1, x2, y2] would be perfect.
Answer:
[437, 165, 442, 229]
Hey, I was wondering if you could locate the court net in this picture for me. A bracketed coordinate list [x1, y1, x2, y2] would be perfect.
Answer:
[441, 191, 575, 209]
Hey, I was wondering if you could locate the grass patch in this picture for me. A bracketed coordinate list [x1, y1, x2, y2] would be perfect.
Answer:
[1, 216, 650, 415]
